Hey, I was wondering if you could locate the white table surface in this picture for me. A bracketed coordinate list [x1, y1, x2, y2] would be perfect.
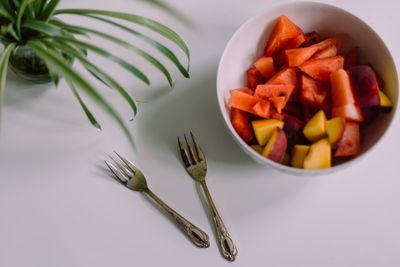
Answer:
[1, 0, 399, 266]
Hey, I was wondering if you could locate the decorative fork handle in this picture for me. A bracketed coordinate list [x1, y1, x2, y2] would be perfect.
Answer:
[145, 188, 210, 248]
[200, 181, 238, 261]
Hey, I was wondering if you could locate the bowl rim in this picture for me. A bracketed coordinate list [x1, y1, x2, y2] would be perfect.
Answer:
[216, 1, 398, 176]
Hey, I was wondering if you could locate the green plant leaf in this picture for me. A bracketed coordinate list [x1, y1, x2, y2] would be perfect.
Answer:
[83, 15, 189, 78]
[16, 0, 34, 39]
[45, 39, 137, 116]
[69, 83, 101, 130]
[23, 19, 71, 37]
[46, 35, 150, 86]
[54, 9, 190, 64]
[39, 0, 60, 21]
[27, 39, 134, 144]
[51, 21, 173, 86]
[0, 42, 16, 128]
[0, 2, 17, 22]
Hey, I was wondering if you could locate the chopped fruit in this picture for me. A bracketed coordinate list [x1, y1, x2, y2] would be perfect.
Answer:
[267, 67, 298, 86]
[291, 145, 310, 168]
[330, 69, 364, 122]
[349, 65, 381, 108]
[281, 153, 291, 166]
[255, 84, 295, 100]
[303, 31, 321, 47]
[379, 89, 393, 107]
[344, 47, 359, 69]
[264, 15, 303, 57]
[254, 56, 276, 78]
[330, 69, 356, 106]
[283, 115, 305, 149]
[275, 33, 307, 67]
[269, 96, 286, 113]
[285, 46, 319, 67]
[300, 75, 331, 113]
[270, 111, 287, 121]
[311, 35, 342, 51]
[310, 44, 337, 59]
[229, 89, 272, 118]
[246, 68, 265, 90]
[251, 119, 284, 146]
[251, 144, 264, 154]
[334, 122, 360, 157]
[261, 127, 288, 163]
[299, 56, 344, 82]
[302, 110, 327, 142]
[326, 117, 346, 147]
[331, 104, 363, 122]
[231, 108, 254, 143]
[226, 15, 393, 169]
[303, 138, 331, 169]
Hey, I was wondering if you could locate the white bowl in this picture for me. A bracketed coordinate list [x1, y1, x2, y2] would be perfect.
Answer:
[216, 2, 398, 176]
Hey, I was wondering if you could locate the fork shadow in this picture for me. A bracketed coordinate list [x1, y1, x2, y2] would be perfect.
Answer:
[137, 62, 311, 213]
[96, 162, 211, 248]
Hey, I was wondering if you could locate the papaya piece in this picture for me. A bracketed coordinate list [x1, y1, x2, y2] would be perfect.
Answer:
[231, 108, 254, 143]
[329, 69, 356, 107]
[299, 56, 344, 82]
[264, 15, 303, 57]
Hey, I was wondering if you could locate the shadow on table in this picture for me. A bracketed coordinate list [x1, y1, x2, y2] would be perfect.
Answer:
[136, 63, 311, 221]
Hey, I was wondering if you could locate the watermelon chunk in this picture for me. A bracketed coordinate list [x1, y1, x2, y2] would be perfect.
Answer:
[264, 15, 303, 57]
[228, 89, 271, 118]
[285, 46, 320, 67]
[255, 84, 295, 99]
[311, 44, 337, 60]
[274, 33, 306, 68]
[299, 56, 344, 82]
[254, 56, 276, 78]
[300, 75, 331, 113]
[269, 96, 286, 113]
[246, 67, 265, 90]
[230, 108, 254, 142]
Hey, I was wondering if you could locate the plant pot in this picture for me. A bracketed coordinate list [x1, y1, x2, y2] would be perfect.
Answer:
[8, 44, 52, 83]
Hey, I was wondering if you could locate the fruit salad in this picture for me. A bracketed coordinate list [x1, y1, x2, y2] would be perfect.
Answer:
[228, 15, 393, 170]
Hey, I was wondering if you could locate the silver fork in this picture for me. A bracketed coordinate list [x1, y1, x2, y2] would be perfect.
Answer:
[177, 132, 238, 261]
[105, 152, 210, 248]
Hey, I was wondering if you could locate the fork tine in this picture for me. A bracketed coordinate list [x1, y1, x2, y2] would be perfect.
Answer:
[177, 136, 191, 168]
[190, 132, 205, 162]
[114, 151, 140, 174]
[184, 134, 197, 163]
[109, 156, 132, 177]
[104, 160, 128, 185]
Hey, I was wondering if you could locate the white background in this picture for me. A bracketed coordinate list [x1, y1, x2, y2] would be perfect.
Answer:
[1, 0, 399, 266]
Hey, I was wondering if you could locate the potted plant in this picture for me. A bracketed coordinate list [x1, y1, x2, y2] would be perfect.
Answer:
[0, 0, 190, 143]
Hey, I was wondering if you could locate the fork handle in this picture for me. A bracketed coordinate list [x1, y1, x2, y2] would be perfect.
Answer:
[145, 188, 210, 248]
[200, 181, 238, 261]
